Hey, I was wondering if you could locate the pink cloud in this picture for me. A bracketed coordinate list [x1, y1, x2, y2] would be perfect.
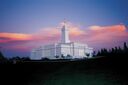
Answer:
[0, 23, 128, 54]
[87, 24, 128, 42]
[0, 33, 32, 43]
[83, 24, 128, 50]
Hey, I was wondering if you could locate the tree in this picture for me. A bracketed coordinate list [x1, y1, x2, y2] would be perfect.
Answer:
[41, 57, 49, 61]
[0, 51, 6, 61]
[86, 53, 90, 57]
[61, 54, 65, 59]
[55, 55, 59, 58]
[123, 42, 128, 50]
[123, 42, 128, 56]
[66, 54, 72, 59]
[93, 51, 96, 57]
[96, 42, 128, 57]
[21, 57, 30, 61]
[97, 51, 101, 56]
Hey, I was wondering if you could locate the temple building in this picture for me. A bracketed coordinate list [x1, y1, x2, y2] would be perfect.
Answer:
[30, 23, 93, 60]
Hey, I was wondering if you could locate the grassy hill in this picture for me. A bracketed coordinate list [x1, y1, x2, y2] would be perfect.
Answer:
[1, 56, 128, 85]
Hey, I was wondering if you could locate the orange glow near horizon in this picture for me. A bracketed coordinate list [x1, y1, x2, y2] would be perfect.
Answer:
[0, 24, 128, 52]
[0, 33, 32, 43]
[90, 24, 126, 32]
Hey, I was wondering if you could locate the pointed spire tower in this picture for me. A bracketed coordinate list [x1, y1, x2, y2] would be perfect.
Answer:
[61, 20, 70, 43]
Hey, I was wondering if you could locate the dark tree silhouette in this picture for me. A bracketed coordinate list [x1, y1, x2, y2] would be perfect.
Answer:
[0, 51, 8, 64]
[97, 50, 101, 56]
[21, 57, 30, 61]
[61, 54, 65, 59]
[96, 42, 128, 58]
[0, 51, 6, 61]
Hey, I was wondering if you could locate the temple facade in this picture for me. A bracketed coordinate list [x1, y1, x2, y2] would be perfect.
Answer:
[30, 23, 93, 59]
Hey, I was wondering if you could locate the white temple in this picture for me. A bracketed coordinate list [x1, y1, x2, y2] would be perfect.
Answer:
[30, 23, 93, 60]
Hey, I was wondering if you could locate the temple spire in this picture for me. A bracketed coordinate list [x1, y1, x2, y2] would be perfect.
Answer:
[61, 20, 70, 43]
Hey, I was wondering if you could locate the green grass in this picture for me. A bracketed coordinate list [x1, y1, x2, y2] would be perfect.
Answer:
[2, 57, 128, 85]
[26, 60, 127, 85]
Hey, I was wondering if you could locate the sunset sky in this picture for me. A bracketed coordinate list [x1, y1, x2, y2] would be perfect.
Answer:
[0, 0, 128, 57]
